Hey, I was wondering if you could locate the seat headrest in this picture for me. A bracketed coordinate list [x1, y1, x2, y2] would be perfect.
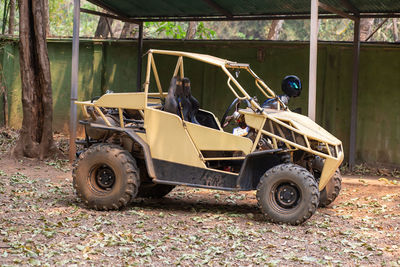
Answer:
[181, 77, 191, 97]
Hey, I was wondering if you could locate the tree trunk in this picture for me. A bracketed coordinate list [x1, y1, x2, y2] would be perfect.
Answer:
[95, 15, 114, 38]
[43, 0, 50, 36]
[393, 18, 399, 42]
[13, 0, 58, 159]
[0, 69, 8, 127]
[185, 21, 198, 40]
[8, 0, 15, 35]
[267, 20, 283, 40]
[2, 0, 8, 34]
[120, 22, 137, 39]
[360, 18, 374, 41]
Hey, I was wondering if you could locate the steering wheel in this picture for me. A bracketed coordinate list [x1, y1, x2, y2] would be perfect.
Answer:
[220, 98, 251, 128]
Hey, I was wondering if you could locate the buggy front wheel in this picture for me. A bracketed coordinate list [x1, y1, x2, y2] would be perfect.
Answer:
[256, 163, 319, 225]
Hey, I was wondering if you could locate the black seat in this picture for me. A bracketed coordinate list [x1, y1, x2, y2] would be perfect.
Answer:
[164, 76, 199, 123]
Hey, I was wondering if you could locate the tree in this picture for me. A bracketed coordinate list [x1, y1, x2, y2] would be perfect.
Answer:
[267, 20, 283, 40]
[360, 18, 374, 41]
[8, 0, 15, 35]
[44, 0, 49, 36]
[0, 63, 8, 127]
[95, 14, 113, 38]
[13, 0, 58, 159]
[185, 21, 197, 39]
[120, 22, 137, 39]
[393, 18, 399, 42]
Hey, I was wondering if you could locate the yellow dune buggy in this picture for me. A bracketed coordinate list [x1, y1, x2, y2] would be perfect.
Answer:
[73, 49, 343, 225]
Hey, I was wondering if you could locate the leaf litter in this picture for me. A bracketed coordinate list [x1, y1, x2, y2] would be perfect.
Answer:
[0, 156, 399, 266]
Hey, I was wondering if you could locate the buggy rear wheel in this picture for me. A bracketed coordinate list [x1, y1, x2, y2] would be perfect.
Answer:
[73, 144, 140, 210]
[256, 163, 319, 225]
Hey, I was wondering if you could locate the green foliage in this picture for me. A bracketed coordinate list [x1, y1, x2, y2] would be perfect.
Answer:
[48, 0, 72, 36]
[144, 21, 215, 39]
[319, 19, 354, 41]
[49, 0, 99, 37]
[145, 22, 187, 39]
[195, 22, 215, 39]
[204, 19, 354, 41]
[368, 18, 399, 42]
[279, 20, 310, 41]
[204, 21, 271, 40]
[205, 19, 399, 42]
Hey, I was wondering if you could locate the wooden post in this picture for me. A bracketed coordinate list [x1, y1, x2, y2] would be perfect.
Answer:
[349, 17, 361, 169]
[308, 0, 319, 121]
[69, 0, 80, 161]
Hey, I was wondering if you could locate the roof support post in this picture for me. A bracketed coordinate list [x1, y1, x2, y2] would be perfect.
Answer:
[137, 22, 144, 92]
[308, 0, 319, 121]
[69, 0, 80, 161]
[349, 17, 361, 169]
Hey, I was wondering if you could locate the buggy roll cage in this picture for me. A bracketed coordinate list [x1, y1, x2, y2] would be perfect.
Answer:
[144, 49, 288, 112]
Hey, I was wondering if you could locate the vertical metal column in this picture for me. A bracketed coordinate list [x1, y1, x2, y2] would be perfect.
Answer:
[69, 0, 80, 161]
[308, 0, 319, 121]
[137, 22, 144, 92]
[349, 17, 361, 169]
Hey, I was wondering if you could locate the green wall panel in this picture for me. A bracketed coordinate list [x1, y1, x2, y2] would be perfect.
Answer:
[0, 39, 399, 167]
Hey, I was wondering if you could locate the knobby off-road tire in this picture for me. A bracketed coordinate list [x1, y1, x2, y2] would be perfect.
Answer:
[73, 144, 140, 210]
[319, 170, 342, 207]
[137, 183, 175, 198]
[256, 163, 320, 225]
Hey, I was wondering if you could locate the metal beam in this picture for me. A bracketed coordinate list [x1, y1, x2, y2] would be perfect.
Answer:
[137, 23, 144, 92]
[69, 0, 80, 161]
[318, 2, 355, 20]
[365, 18, 389, 41]
[137, 13, 400, 21]
[80, 11, 400, 23]
[202, 0, 233, 18]
[308, 0, 319, 121]
[80, 8, 140, 24]
[349, 17, 361, 169]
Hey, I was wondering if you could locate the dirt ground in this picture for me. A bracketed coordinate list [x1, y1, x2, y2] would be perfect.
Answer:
[0, 153, 399, 266]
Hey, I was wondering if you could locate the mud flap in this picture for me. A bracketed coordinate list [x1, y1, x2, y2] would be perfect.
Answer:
[319, 157, 342, 191]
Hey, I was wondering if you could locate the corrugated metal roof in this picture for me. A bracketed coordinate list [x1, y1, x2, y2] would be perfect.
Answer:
[87, 0, 400, 20]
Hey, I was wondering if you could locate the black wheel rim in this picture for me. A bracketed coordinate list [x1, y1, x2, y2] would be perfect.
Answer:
[96, 165, 115, 189]
[89, 164, 116, 192]
[270, 181, 301, 212]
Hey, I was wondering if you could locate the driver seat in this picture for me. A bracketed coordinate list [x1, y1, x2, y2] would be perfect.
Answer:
[164, 76, 199, 123]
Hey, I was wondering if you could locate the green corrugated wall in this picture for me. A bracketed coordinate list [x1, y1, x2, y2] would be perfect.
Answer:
[0, 39, 399, 167]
